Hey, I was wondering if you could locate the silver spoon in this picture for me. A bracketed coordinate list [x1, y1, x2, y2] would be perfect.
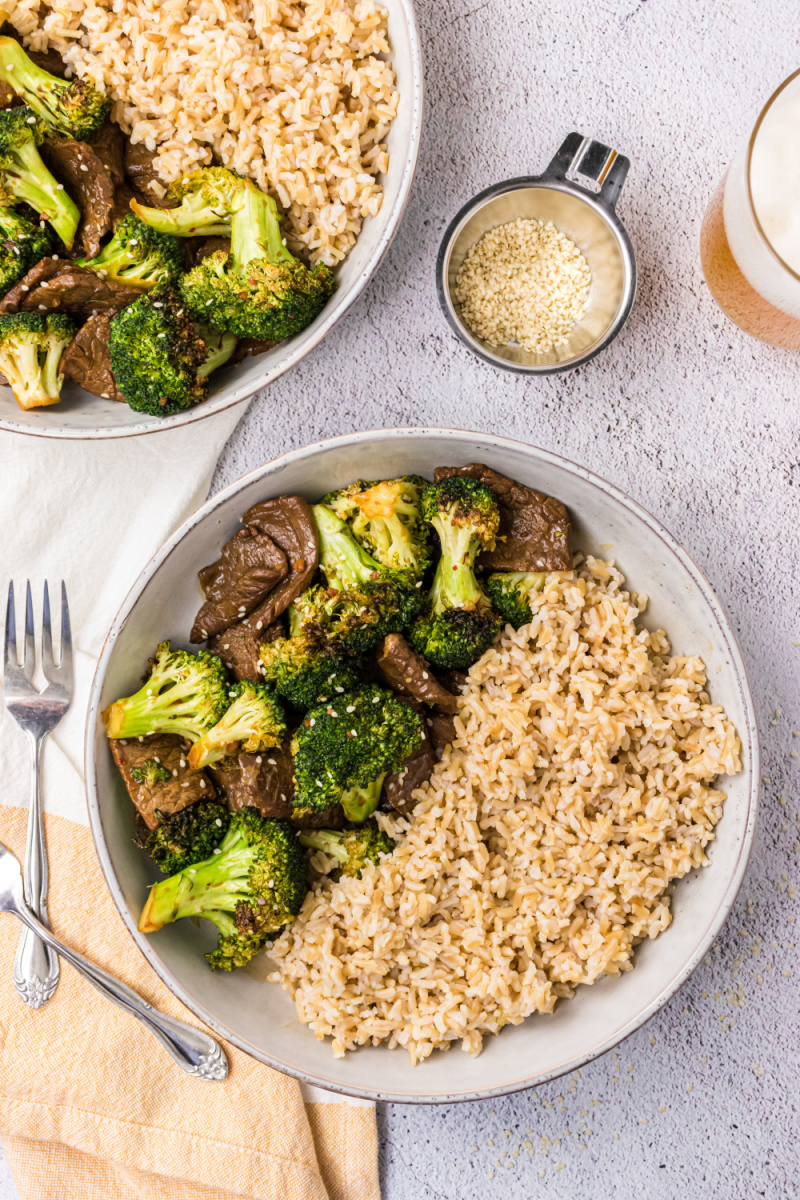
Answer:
[0, 841, 228, 1081]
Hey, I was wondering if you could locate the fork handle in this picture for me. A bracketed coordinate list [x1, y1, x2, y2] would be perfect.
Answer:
[13, 733, 59, 1009]
[16, 906, 227, 1081]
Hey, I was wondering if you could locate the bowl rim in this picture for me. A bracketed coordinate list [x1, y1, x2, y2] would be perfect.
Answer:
[0, 0, 423, 442]
[84, 427, 760, 1103]
[435, 175, 637, 375]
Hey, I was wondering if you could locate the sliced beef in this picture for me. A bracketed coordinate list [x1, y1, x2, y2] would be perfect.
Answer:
[191, 236, 230, 265]
[124, 140, 173, 207]
[89, 119, 126, 186]
[109, 181, 136, 228]
[229, 338, 274, 364]
[40, 139, 114, 258]
[290, 804, 346, 831]
[190, 525, 288, 642]
[376, 634, 458, 714]
[59, 309, 124, 400]
[241, 496, 319, 627]
[0, 257, 141, 317]
[433, 464, 572, 571]
[436, 668, 468, 696]
[426, 712, 457, 752]
[382, 725, 436, 815]
[110, 734, 212, 830]
[208, 616, 283, 683]
[210, 745, 294, 818]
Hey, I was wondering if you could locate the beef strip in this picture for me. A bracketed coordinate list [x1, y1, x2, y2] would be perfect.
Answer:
[433, 464, 572, 571]
[208, 616, 283, 683]
[229, 338, 275, 363]
[89, 119, 126, 186]
[124, 141, 173, 207]
[210, 745, 345, 829]
[109, 734, 212, 830]
[376, 634, 458, 714]
[191, 236, 230, 265]
[108, 180, 136, 228]
[190, 525, 288, 642]
[382, 725, 436, 815]
[0, 257, 141, 317]
[436, 668, 468, 696]
[40, 139, 114, 258]
[426, 712, 457, 752]
[240, 496, 319, 627]
[59, 308, 124, 400]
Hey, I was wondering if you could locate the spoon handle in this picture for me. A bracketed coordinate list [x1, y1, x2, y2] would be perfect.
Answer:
[18, 907, 228, 1081]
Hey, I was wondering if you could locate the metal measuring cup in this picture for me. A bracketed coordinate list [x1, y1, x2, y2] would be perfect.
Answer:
[436, 132, 637, 374]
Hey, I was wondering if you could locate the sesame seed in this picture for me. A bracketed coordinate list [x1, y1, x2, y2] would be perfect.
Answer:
[256, 755, 262, 763]
[267, 757, 276, 765]
[215, 818, 223, 827]
[180, 759, 186, 768]
[346, 705, 355, 712]
[80, 163, 89, 171]
[20, 285, 29, 292]
[422, 672, 429, 679]
[200, 779, 206, 788]
[256, 897, 266, 905]
[172, 769, 178, 776]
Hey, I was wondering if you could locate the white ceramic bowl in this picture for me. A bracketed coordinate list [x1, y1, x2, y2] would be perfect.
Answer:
[85, 429, 759, 1102]
[0, 3, 422, 440]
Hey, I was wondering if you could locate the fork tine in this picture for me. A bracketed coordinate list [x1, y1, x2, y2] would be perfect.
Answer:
[59, 582, 73, 686]
[41, 580, 55, 679]
[3, 581, 17, 679]
[22, 581, 35, 682]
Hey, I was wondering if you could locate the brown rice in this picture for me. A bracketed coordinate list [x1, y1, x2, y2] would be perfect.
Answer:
[271, 558, 741, 1064]
[7, 0, 399, 265]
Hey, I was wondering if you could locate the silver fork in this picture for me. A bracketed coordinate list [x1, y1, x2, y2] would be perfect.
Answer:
[3, 580, 73, 1009]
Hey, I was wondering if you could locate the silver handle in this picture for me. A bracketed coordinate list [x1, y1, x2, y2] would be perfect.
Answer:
[18, 906, 228, 1081]
[541, 131, 630, 209]
[13, 733, 59, 1008]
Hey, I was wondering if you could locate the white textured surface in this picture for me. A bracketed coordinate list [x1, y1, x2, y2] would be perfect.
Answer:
[2, 0, 799, 1195]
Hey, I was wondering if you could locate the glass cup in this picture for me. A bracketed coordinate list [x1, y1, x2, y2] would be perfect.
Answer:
[700, 69, 800, 349]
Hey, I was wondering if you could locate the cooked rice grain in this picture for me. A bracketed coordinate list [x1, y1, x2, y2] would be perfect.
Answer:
[271, 558, 741, 1064]
[8, 0, 398, 265]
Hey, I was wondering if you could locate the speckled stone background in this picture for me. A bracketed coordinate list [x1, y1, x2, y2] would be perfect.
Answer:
[3, 0, 799, 1195]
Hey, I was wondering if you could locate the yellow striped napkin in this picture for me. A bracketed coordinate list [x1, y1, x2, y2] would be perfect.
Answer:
[0, 419, 379, 1200]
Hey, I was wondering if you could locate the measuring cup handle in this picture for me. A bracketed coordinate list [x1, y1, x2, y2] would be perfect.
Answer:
[541, 132, 630, 210]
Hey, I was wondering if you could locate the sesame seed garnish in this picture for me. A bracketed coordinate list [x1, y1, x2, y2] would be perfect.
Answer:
[200, 779, 206, 788]
[267, 757, 276, 765]
[215, 818, 223, 827]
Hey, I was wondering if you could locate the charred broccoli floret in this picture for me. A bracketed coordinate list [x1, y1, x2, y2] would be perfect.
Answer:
[129, 759, 170, 787]
[138, 808, 307, 971]
[179, 179, 336, 341]
[107, 286, 236, 415]
[259, 613, 363, 710]
[188, 680, 286, 769]
[297, 821, 395, 878]
[0, 204, 53, 295]
[485, 571, 546, 630]
[102, 640, 229, 743]
[0, 311, 75, 410]
[0, 36, 110, 140]
[322, 475, 432, 578]
[291, 684, 423, 822]
[75, 213, 184, 291]
[311, 503, 422, 655]
[410, 477, 502, 669]
[0, 107, 80, 247]
[141, 800, 231, 875]
[131, 166, 245, 237]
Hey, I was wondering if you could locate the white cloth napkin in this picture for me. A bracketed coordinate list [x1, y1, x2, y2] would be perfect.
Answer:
[0, 408, 244, 828]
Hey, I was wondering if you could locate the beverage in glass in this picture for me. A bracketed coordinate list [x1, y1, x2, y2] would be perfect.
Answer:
[701, 69, 800, 349]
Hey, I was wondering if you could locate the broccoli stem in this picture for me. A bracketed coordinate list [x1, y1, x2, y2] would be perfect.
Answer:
[6, 136, 79, 247]
[139, 838, 255, 932]
[231, 183, 294, 270]
[105, 674, 209, 740]
[340, 774, 386, 823]
[2, 339, 46, 407]
[429, 516, 484, 612]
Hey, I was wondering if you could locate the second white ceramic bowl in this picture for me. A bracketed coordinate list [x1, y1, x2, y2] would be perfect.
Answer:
[85, 429, 759, 1102]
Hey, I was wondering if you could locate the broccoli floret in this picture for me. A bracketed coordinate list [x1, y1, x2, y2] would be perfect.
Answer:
[131, 166, 245, 237]
[0, 36, 110, 140]
[311, 502, 422, 655]
[0, 311, 75, 410]
[297, 821, 395, 878]
[129, 759, 171, 786]
[179, 179, 335, 341]
[102, 640, 229, 743]
[188, 680, 286, 769]
[259, 623, 364, 710]
[0, 107, 80, 247]
[138, 807, 308, 971]
[410, 478, 502, 670]
[107, 286, 233, 416]
[291, 684, 423, 821]
[322, 475, 432, 578]
[75, 213, 184, 291]
[485, 571, 546, 630]
[142, 800, 231, 875]
[0, 204, 53, 295]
